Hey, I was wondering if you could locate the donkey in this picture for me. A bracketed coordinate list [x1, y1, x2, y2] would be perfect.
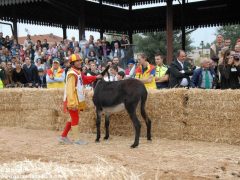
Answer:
[92, 67, 152, 148]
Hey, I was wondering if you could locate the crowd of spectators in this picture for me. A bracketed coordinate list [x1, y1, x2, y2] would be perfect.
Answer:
[0, 32, 239, 90]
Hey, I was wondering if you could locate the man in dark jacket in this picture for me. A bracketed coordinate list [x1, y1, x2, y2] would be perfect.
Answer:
[168, 50, 193, 88]
[23, 56, 39, 87]
[191, 58, 216, 89]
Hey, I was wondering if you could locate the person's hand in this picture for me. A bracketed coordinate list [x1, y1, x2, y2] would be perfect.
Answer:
[68, 107, 78, 111]
[234, 60, 240, 66]
[96, 74, 102, 79]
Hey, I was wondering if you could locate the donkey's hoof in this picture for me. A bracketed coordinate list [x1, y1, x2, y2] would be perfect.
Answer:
[147, 138, 152, 141]
[130, 144, 138, 148]
[95, 139, 100, 143]
[103, 136, 109, 140]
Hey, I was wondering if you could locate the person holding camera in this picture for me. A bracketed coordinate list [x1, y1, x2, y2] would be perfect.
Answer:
[219, 50, 240, 89]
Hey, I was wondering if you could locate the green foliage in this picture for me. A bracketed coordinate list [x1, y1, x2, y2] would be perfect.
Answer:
[133, 31, 193, 63]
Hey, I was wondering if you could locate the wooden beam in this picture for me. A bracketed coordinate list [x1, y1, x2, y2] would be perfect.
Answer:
[166, 0, 173, 64]
[78, 0, 85, 41]
[128, 0, 133, 44]
[181, 0, 186, 50]
[62, 24, 67, 40]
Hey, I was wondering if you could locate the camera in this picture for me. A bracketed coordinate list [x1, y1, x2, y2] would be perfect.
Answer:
[233, 54, 240, 61]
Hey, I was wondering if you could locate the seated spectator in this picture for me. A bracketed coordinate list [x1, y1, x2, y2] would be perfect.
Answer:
[154, 53, 169, 89]
[34, 50, 42, 64]
[87, 50, 98, 64]
[23, 57, 39, 87]
[135, 53, 156, 89]
[4, 35, 13, 50]
[191, 58, 216, 89]
[125, 59, 136, 79]
[102, 40, 111, 61]
[4, 61, 14, 87]
[219, 50, 240, 89]
[46, 58, 65, 88]
[38, 68, 47, 88]
[12, 61, 27, 87]
[110, 34, 121, 51]
[35, 40, 42, 51]
[168, 50, 193, 88]
[117, 71, 125, 81]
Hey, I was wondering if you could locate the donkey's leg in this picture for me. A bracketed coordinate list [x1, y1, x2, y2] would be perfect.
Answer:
[104, 113, 110, 140]
[141, 106, 152, 141]
[126, 103, 141, 148]
[95, 109, 101, 142]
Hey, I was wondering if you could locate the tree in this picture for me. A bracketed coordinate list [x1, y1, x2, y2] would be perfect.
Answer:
[133, 31, 193, 64]
[216, 25, 240, 46]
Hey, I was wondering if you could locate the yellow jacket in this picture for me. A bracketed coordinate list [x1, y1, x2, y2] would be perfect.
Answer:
[46, 67, 65, 88]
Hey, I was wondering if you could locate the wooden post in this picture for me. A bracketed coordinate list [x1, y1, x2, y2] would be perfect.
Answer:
[181, 0, 186, 50]
[78, 0, 85, 41]
[128, 0, 133, 44]
[62, 24, 67, 40]
[12, 17, 18, 43]
[166, 0, 173, 64]
[99, 0, 104, 39]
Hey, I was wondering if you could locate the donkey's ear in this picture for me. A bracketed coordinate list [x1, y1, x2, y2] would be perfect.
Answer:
[101, 65, 110, 76]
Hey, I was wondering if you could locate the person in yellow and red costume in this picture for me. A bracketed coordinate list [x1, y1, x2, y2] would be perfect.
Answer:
[58, 54, 102, 145]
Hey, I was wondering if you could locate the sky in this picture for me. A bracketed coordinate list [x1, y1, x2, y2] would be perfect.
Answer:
[0, 0, 217, 47]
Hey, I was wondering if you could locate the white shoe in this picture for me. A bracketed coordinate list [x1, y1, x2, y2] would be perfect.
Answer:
[57, 136, 72, 144]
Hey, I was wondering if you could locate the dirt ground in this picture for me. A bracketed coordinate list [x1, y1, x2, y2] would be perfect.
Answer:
[1, 127, 240, 179]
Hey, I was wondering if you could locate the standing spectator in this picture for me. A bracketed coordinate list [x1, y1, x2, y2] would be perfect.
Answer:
[154, 53, 169, 89]
[4, 61, 14, 87]
[219, 50, 240, 89]
[210, 34, 224, 62]
[0, 32, 5, 48]
[135, 53, 156, 89]
[42, 39, 49, 49]
[38, 68, 47, 88]
[86, 62, 100, 76]
[22, 57, 39, 87]
[110, 43, 125, 68]
[168, 50, 193, 88]
[46, 58, 65, 88]
[191, 58, 216, 89]
[0, 63, 5, 88]
[24, 34, 34, 50]
[110, 34, 121, 51]
[12, 61, 27, 87]
[120, 34, 129, 50]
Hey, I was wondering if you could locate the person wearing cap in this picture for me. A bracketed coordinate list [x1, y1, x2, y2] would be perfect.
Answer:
[46, 57, 65, 88]
[125, 59, 136, 78]
[59, 54, 102, 145]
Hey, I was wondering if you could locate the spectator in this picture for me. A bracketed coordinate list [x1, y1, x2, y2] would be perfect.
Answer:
[135, 53, 156, 89]
[224, 38, 231, 50]
[219, 50, 240, 89]
[22, 56, 39, 87]
[112, 57, 124, 72]
[42, 39, 49, 49]
[46, 58, 65, 88]
[4, 61, 14, 87]
[88, 35, 94, 46]
[86, 62, 100, 76]
[0, 63, 5, 88]
[110, 42, 125, 68]
[0, 32, 5, 48]
[87, 50, 98, 64]
[24, 34, 34, 50]
[109, 65, 118, 81]
[35, 58, 45, 71]
[38, 68, 47, 88]
[4, 36, 13, 50]
[117, 71, 125, 80]
[234, 44, 240, 54]
[154, 53, 169, 89]
[12, 61, 27, 87]
[120, 34, 129, 50]
[34, 50, 42, 64]
[125, 59, 136, 78]
[168, 50, 193, 88]
[102, 40, 111, 61]
[35, 40, 42, 51]
[110, 34, 121, 51]
[210, 34, 224, 63]
[191, 58, 216, 89]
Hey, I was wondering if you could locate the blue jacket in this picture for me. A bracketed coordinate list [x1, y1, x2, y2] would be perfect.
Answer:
[191, 68, 216, 88]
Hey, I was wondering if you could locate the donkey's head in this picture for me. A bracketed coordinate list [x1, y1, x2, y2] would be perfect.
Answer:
[93, 65, 110, 89]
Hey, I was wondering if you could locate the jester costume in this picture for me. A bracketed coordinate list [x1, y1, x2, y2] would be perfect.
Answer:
[58, 54, 97, 145]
